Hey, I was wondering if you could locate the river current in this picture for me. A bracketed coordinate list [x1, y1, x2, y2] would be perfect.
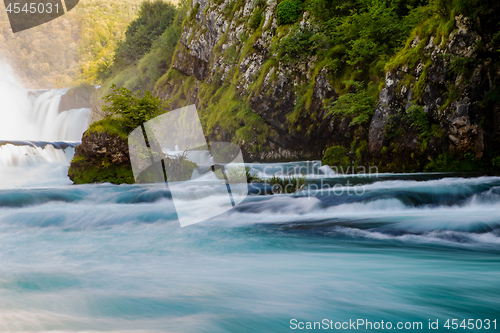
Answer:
[0, 65, 499, 332]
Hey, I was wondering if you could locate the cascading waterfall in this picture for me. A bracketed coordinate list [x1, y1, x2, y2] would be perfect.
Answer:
[0, 64, 91, 188]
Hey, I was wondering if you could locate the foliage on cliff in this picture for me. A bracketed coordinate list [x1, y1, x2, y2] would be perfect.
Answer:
[365, 0, 500, 172]
[102, 85, 169, 131]
[141, 0, 435, 161]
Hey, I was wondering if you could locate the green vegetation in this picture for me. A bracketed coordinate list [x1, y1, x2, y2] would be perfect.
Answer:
[98, 0, 187, 95]
[276, 0, 304, 26]
[102, 85, 169, 132]
[86, 118, 129, 140]
[245, 167, 263, 183]
[424, 152, 487, 172]
[322, 146, 350, 169]
[67, 0, 500, 183]
[249, 0, 266, 29]
[110, 0, 177, 70]
[305, 0, 430, 81]
[69, 158, 135, 185]
[0, 0, 146, 88]
[328, 82, 377, 126]
[278, 27, 317, 63]
[245, 167, 307, 194]
[69, 84, 171, 184]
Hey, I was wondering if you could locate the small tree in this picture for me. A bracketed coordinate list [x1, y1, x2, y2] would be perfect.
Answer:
[102, 84, 169, 132]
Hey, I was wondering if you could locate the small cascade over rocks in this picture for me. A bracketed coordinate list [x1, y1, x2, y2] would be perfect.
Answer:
[0, 64, 91, 188]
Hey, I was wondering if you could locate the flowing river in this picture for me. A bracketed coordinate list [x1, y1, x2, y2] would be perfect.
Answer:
[0, 65, 499, 332]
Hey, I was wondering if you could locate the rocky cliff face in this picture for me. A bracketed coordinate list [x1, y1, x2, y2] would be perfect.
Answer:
[156, 0, 341, 162]
[367, 14, 500, 171]
[153, 0, 499, 171]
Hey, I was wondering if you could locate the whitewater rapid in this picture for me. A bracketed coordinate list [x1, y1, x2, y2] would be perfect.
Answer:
[0, 173, 500, 332]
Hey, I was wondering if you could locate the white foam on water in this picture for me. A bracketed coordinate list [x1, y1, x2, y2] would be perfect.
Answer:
[209, 182, 500, 232]
[0, 144, 75, 189]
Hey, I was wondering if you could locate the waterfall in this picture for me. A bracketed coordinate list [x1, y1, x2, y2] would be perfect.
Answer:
[0, 64, 91, 188]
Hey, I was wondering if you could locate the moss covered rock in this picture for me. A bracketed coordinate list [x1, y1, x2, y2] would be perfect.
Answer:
[68, 122, 134, 185]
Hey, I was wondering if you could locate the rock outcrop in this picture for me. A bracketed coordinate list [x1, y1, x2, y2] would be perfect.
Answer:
[366, 14, 500, 171]
[69, 130, 134, 184]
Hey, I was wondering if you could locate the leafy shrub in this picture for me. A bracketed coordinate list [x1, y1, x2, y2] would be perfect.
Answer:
[250, 0, 266, 29]
[276, 0, 304, 26]
[492, 156, 500, 169]
[250, 10, 263, 29]
[424, 152, 483, 172]
[405, 105, 430, 135]
[329, 82, 377, 126]
[102, 85, 169, 132]
[278, 27, 317, 63]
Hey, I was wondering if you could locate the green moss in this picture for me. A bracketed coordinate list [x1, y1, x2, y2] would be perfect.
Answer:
[286, 83, 310, 126]
[87, 118, 129, 139]
[249, 11, 263, 30]
[188, 2, 200, 21]
[223, 45, 238, 65]
[202, 87, 272, 151]
[439, 83, 462, 112]
[154, 68, 187, 95]
[322, 146, 350, 168]
[413, 60, 431, 103]
[69, 161, 134, 185]
[248, 59, 278, 98]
